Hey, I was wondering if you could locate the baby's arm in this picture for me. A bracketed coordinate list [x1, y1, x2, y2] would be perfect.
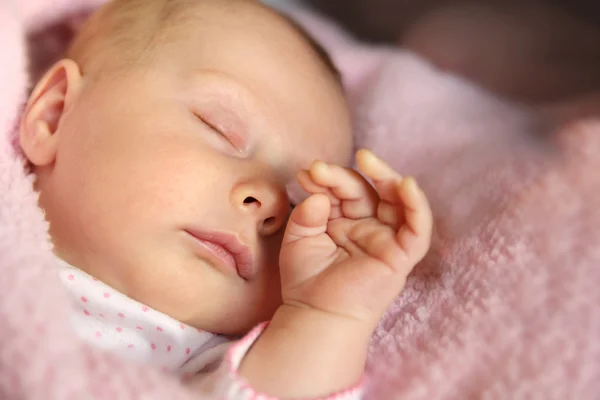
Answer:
[237, 305, 367, 398]
[191, 150, 432, 399]
[186, 314, 364, 399]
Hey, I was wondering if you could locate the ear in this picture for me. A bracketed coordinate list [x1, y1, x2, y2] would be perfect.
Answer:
[20, 59, 82, 166]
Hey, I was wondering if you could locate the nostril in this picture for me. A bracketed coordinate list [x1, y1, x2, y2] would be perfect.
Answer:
[262, 217, 277, 230]
[244, 196, 260, 206]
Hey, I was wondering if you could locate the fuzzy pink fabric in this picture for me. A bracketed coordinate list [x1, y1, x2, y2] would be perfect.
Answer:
[2, 1, 599, 399]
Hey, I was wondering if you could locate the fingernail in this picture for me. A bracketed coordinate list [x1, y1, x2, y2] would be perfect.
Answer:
[410, 177, 422, 189]
[404, 176, 418, 191]
[363, 149, 380, 163]
[312, 160, 329, 172]
[356, 148, 372, 158]
[410, 178, 425, 197]
[369, 152, 393, 172]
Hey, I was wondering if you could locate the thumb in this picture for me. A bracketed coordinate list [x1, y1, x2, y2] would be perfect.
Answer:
[282, 193, 331, 245]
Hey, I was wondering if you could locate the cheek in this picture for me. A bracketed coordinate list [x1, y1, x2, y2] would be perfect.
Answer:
[57, 120, 225, 231]
[105, 147, 210, 223]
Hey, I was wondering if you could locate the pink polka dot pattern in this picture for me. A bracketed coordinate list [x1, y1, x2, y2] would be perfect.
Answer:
[60, 266, 228, 377]
[181, 373, 193, 382]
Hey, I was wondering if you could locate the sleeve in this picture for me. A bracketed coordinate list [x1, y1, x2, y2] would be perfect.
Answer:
[187, 322, 364, 400]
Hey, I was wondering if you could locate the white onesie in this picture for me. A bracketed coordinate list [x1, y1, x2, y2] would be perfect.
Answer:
[58, 261, 363, 399]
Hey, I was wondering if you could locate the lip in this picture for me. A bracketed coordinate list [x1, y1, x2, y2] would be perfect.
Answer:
[184, 229, 254, 280]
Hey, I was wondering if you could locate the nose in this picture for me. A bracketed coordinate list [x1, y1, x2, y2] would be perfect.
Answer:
[231, 180, 290, 236]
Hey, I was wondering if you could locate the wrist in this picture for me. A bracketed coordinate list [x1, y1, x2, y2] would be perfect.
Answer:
[274, 303, 374, 341]
[237, 304, 371, 398]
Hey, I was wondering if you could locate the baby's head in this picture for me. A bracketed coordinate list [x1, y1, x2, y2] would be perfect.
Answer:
[20, 0, 352, 335]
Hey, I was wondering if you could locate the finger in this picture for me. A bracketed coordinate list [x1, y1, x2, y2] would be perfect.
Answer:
[375, 201, 402, 229]
[346, 219, 410, 274]
[297, 169, 343, 219]
[283, 193, 331, 245]
[309, 161, 378, 219]
[356, 149, 402, 204]
[356, 149, 405, 228]
[297, 169, 330, 196]
[396, 177, 433, 261]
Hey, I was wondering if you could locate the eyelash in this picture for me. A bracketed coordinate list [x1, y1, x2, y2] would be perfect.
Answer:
[194, 113, 237, 149]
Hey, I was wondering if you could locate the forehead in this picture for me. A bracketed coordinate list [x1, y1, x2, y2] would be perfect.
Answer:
[160, 2, 353, 167]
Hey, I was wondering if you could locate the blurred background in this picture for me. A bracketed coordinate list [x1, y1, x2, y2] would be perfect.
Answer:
[27, 0, 600, 117]
[265, 0, 600, 114]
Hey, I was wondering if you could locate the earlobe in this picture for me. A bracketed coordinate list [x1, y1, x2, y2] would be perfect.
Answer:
[20, 59, 82, 167]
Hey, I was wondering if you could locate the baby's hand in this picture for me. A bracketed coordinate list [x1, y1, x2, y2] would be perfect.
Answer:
[238, 150, 432, 397]
[280, 149, 433, 330]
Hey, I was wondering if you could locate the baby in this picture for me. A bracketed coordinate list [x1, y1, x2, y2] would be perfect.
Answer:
[19, 0, 432, 398]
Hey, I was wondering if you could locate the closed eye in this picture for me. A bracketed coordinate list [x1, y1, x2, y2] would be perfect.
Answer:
[194, 113, 239, 150]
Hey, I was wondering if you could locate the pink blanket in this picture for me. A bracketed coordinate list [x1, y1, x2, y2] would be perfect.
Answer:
[2, 1, 599, 399]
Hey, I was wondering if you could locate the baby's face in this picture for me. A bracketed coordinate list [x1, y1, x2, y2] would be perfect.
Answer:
[32, 3, 352, 335]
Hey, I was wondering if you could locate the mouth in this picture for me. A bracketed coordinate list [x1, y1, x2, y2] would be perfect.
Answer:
[184, 229, 254, 280]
